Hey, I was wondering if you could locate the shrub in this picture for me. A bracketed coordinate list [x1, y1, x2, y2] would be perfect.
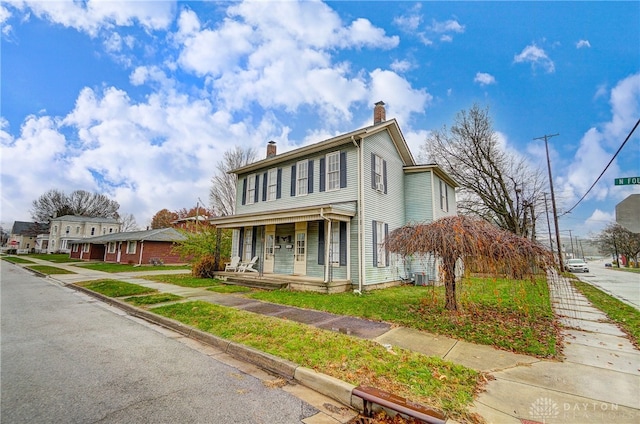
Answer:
[192, 254, 217, 278]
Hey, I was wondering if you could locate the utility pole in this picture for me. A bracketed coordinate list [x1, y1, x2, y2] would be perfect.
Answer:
[535, 133, 563, 271]
[543, 192, 553, 251]
[568, 230, 574, 259]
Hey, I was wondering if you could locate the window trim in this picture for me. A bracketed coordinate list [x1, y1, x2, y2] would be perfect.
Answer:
[326, 152, 340, 192]
[126, 241, 137, 254]
[246, 173, 256, 205]
[296, 160, 308, 196]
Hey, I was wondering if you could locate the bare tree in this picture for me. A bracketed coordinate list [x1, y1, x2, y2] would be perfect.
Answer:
[31, 189, 120, 222]
[421, 104, 545, 238]
[209, 146, 257, 216]
[595, 223, 640, 268]
[387, 216, 553, 311]
[120, 213, 140, 232]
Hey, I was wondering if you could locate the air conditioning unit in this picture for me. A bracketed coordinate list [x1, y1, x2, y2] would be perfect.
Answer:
[376, 182, 384, 192]
[414, 272, 429, 286]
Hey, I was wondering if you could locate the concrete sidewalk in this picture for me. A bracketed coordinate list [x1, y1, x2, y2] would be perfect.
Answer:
[21, 258, 640, 423]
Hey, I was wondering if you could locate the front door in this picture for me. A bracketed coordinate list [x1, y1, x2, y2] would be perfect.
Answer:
[263, 225, 275, 273]
[293, 222, 307, 275]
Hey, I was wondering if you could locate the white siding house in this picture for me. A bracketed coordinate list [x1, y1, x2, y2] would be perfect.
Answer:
[47, 215, 121, 254]
[211, 102, 458, 292]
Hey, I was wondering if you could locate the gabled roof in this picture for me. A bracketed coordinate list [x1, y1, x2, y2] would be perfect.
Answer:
[70, 227, 186, 245]
[10, 221, 50, 235]
[231, 119, 416, 175]
[51, 215, 120, 224]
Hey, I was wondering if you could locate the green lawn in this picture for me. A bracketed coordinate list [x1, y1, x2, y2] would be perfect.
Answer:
[27, 254, 82, 263]
[571, 279, 640, 347]
[26, 265, 76, 275]
[249, 276, 559, 358]
[151, 300, 480, 420]
[77, 279, 157, 297]
[609, 266, 640, 274]
[2, 256, 36, 264]
[124, 293, 183, 306]
[141, 274, 222, 288]
[73, 262, 190, 273]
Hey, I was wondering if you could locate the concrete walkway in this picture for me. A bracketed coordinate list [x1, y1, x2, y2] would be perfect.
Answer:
[18, 258, 640, 423]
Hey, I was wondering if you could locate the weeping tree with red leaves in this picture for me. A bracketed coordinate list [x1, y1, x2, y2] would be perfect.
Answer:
[386, 215, 554, 311]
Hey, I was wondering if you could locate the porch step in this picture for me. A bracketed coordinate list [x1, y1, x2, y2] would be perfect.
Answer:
[223, 275, 289, 291]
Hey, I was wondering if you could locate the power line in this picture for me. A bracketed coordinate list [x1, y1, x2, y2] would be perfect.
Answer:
[561, 118, 640, 216]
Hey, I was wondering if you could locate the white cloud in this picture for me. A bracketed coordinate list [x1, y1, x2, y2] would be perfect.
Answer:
[390, 59, 412, 73]
[474, 72, 496, 86]
[368, 69, 432, 127]
[514, 43, 555, 73]
[576, 39, 591, 49]
[6, 0, 175, 36]
[428, 19, 465, 34]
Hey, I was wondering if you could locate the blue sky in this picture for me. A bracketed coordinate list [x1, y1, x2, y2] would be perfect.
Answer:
[1, 1, 638, 239]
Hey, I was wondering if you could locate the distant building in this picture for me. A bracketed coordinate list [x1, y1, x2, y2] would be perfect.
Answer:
[616, 194, 640, 233]
[48, 215, 121, 254]
[8, 221, 50, 252]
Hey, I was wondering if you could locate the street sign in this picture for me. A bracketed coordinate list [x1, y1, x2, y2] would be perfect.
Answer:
[614, 177, 640, 186]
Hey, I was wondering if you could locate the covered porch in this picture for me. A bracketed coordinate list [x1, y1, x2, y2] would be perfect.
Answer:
[211, 204, 357, 293]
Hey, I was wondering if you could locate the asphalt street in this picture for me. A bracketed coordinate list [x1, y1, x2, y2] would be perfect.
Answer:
[0, 263, 321, 424]
[577, 258, 640, 310]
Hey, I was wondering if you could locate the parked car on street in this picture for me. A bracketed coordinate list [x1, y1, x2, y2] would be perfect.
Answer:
[566, 258, 589, 273]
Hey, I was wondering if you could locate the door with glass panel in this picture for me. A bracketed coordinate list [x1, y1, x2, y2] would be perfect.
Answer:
[263, 225, 275, 273]
[293, 222, 307, 275]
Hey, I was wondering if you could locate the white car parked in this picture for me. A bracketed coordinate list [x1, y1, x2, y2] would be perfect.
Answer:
[566, 258, 589, 273]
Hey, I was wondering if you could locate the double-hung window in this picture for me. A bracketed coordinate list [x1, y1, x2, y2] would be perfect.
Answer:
[246, 173, 256, 205]
[267, 168, 278, 201]
[372, 220, 388, 268]
[374, 155, 384, 192]
[297, 160, 308, 196]
[108, 242, 116, 253]
[439, 180, 449, 212]
[83, 243, 90, 253]
[127, 241, 136, 254]
[330, 225, 340, 264]
[327, 152, 340, 191]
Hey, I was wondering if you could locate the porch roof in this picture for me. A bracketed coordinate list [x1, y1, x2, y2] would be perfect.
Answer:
[211, 204, 356, 228]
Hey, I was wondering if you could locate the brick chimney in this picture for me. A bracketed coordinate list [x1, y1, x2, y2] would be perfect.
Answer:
[266, 140, 277, 158]
[373, 101, 386, 125]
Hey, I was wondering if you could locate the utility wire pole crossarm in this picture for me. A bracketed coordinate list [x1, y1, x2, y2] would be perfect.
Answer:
[534, 133, 564, 272]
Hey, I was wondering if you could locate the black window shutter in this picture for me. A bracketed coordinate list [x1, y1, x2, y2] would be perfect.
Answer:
[290, 165, 297, 197]
[371, 153, 376, 189]
[238, 228, 244, 257]
[318, 221, 325, 265]
[262, 172, 267, 201]
[383, 160, 387, 194]
[241, 178, 247, 205]
[339, 222, 347, 266]
[276, 168, 282, 199]
[254, 175, 259, 203]
[251, 227, 257, 258]
[384, 223, 389, 267]
[340, 151, 347, 188]
[308, 160, 314, 193]
[319, 158, 326, 192]
[372, 220, 377, 267]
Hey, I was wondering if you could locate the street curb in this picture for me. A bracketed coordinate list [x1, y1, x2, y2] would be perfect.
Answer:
[66, 282, 361, 413]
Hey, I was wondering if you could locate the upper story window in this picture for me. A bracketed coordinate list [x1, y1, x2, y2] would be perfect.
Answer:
[65, 226, 70, 234]
[53, 225, 58, 234]
[91, 227, 95, 235]
[327, 152, 340, 191]
[439, 180, 449, 212]
[109, 228, 113, 233]
[76, 226, 80, 234]
[103, 228, 107, 235]
[297, 160, 308, 196]
[246, 173, 256, 205]
[371, 153, 387, 193]
[267, 168, 278, 201]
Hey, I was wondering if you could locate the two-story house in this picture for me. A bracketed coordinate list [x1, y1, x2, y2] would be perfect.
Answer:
[48, 215, 121, 254]
[210, 102, 457, 293]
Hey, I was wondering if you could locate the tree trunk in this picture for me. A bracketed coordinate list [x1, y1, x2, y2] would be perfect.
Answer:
[443, 257, 458, 311]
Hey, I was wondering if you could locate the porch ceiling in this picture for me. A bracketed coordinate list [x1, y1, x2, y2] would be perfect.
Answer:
[211, 205, 356, 228]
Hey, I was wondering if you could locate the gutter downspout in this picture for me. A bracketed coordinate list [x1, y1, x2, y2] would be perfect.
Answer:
[319, 207, 331, 283]
[139, 241, 144, 265]
[352, 135, 364, 294]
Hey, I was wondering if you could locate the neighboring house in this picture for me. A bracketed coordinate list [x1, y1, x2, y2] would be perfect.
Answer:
[69, 227, 187, 265]
[7, 221, 50, 253]
[171, 215, 212, 232]
[48, 215, 121, 254]
[210, 102, 458, 293]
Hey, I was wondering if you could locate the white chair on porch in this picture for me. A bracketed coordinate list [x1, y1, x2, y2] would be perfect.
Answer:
[224, 256, 241, 272]
[238, 256, 258, 273]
